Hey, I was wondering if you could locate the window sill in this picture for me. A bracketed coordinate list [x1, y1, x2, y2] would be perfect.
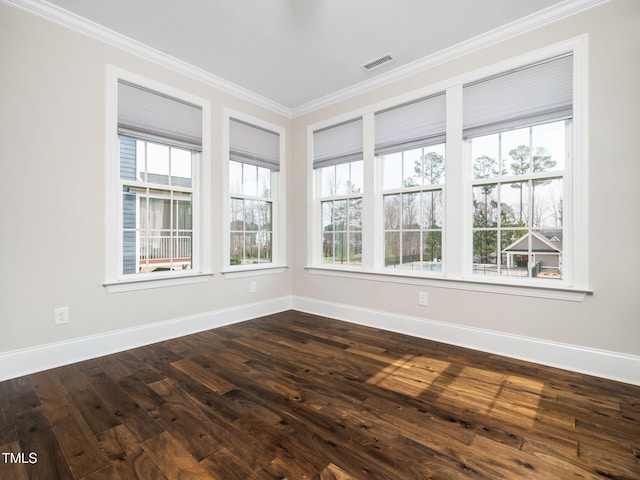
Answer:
[104, 272, 213, 293]
[305, 266, 591, 302]
[221, 265, 288, 279]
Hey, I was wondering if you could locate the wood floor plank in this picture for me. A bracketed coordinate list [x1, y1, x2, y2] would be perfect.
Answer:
[13, 406, 73, 480]
[70, 388, 122, 435]
[0, 311, 638, 479]
[0, 441, 29, 480]
[140, 431, 214, 480]
[31, 370, 79, 425]
[170, 359, 235, 395]
[96, 425, 168, 480]
[52, 413, 111, 479]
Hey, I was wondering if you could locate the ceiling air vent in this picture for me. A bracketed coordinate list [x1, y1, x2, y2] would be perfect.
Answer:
[361, 53, 396, 72]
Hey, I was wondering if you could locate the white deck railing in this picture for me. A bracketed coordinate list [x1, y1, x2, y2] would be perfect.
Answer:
[140, 235, 191, 261]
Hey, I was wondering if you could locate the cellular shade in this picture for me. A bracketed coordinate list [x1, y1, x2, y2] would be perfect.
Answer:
[229, 118, 280, 171]
[375, 93, 446, 156]
[118, 80, 202, 150]
[313, 118, 363, 169]
[463, 54, 573, 139]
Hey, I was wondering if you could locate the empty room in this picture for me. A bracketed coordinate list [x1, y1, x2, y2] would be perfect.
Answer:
[1, 0, 639, 478]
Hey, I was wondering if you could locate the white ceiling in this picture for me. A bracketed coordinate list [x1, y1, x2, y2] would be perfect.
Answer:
[39, 0, 584, 111]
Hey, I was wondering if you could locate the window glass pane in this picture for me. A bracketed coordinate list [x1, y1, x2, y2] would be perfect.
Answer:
[174, 193, 192, 230]
[256, 232, 272, 263]
[422, 190, 442, 228]
[532, 178, 563, 229]
[230, 232, 244, 264]
[320, 166, 336, 198]
[147, 195, 171, 232]
[243, 163, 258, 196]
[321, 201, 334, 232]
[423, 231, 442, 270]
[229, 161, 243, 195]
[402, 231, 420, 266]
[385, 232, 399, 267]
[473, 185, 498, 227]
[421, 145, 446, 185]
[473, 153, 501, 180]
[382, 152, 403, 190]
[245, 200, 258, 231]
[146, 143, 170, 185]
[322, 232, 334, 263]
[350, 232, 362, 264]
[230, 198, 244, 230]
[335, 163, 350, 196]
[333, 200, 347, 230]
[532, 229, 563, 280]
[250, 200, 271, 231]
[171, 148, 192, 187]
[350, 161, 363, 194]
[532, 121, 565, 172]
[384, 195, 400, 229]
[502, 127, 530, 176]
[257, 167, 271, 198]
[473, 230, 498, 274]
[174, 232, 192, 270]
[471, 134, 499, 179]
[349, 198, 362, 231]
[500, 181, 529, 227]
[501, 229, 529, 278]
[136, 139, 146, 182]
[403, 148, 421, 187]
[402, 192, 421, 228]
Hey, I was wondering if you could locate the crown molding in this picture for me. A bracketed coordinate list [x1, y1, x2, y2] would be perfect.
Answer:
[291, 0, 608, 117]
[1, 0, 295, 118]
[3, 0, 607, 119]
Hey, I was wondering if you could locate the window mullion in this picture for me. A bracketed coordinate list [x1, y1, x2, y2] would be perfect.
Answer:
[445, 84, 464, 278]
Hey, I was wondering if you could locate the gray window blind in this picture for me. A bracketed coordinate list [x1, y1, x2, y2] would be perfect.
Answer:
[313, 118, 363, 169]
[229, 118, 280, 171]
[463, 54, 573, 139]
[118, 80, 202, 151]
[375, 93, 446, 156]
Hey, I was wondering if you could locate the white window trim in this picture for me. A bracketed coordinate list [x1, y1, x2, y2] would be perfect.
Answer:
[307, 35, 590, 300]
[221, 108, 287, 276]
[104, 65, 212, 292]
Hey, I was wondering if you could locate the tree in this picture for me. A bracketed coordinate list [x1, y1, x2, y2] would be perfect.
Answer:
[472, 155, 500, 227]
[417, 151, 445, 185]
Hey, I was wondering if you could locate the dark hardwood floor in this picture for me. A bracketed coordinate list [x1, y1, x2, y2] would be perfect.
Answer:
[1, 310, 638, 479]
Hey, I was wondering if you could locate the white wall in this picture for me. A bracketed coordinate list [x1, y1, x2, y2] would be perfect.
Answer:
[290, 0, 640, 359]
[1, 0, 638, 383]
[0, 4, 292, 359]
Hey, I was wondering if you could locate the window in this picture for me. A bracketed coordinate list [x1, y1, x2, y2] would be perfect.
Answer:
[313, 118, 364, 266]
[376, 94, 446, 272]
[226, 115, 284, 270]
[105, 69, 211, 289]
[121, 138, 195, 274]
[308, 39, 588, 296]
[464, 54, 572, 281]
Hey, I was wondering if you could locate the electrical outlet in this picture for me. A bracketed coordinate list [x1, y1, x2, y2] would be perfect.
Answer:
[54, 306, 69, 325]
[418, 292, 428, 306]
[249, 281, 257, 293]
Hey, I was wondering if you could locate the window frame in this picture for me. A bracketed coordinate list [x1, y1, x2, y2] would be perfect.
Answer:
[307, 36, 590, 299]
[104, 66, 212, 292]
[222, 109, 287, 277]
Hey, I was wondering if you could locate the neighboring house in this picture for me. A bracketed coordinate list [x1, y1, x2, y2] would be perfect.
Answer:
[503, 230, 563, 277]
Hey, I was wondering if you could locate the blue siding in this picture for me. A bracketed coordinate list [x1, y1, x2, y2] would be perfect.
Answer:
[121, 137, 138, 274]
[120, 136, 137, 181]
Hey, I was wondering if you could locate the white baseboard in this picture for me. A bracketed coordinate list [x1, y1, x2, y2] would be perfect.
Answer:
[0, 296, 292, 382]
[3, 295, 638, 386]
[292, 295, 640, 386]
